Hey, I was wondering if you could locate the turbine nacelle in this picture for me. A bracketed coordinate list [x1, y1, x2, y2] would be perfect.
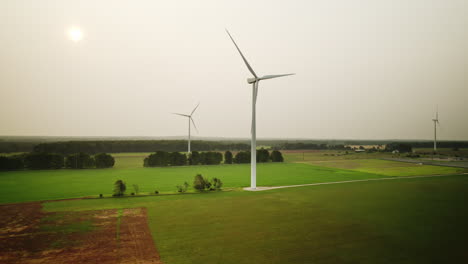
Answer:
[247, 77, 257, 84]
[247, 74, 296, 84]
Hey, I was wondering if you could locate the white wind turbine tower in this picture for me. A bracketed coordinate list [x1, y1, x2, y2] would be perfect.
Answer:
[432, 107, 440, 152]
[173, 103, 200, 153]
[226, 29, 295, 189]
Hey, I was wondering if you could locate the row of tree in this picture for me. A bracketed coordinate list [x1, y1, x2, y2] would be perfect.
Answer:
[144, 151, 224, 167]
[32, 140, 250, 154]
[276, 143, 351, 150]
[143, 149, 284, 167]
[0, 152, 115, 171]
[232, 149, 284, 163]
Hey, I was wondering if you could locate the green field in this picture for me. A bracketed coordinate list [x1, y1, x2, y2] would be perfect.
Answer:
[302, 159, 465, 176]
[0, 163, 386, 204]
[0, 153, 465, 204]
[1, 151, 468, 263]
[44, 175, 468, 264]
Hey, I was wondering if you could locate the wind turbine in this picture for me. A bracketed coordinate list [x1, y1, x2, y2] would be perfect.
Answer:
[226, 29, 294, 189]
[432, 107, 440, 152]
[173, 103, 199, 153]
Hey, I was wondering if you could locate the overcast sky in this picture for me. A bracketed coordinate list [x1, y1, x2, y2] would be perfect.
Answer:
[1, 0, 467, 140]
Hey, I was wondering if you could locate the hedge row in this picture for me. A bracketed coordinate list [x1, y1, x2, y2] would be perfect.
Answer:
[0, 152, 115, 171]
[143, 149, 283, 167]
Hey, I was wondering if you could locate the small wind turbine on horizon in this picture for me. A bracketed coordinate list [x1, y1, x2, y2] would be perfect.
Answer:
[432, 107, 440, 152]
[173, 103, 200, 153]
[226, 29, 295, 190]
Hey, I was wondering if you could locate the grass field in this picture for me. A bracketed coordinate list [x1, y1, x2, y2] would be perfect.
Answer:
[44, 175, 468, 264]
[0, 163, 386, 204]
[0, 152, 465, 204]
[1, 151, 468, 263]
[302, 159, 465, 176]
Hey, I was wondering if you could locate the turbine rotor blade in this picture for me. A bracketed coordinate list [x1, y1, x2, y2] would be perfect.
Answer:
[173, 113, 190, 117]
[191, 102, 200, 116]
[259, 73, 295, 81]
[190, 117, 198, 133]
[226, 29, 258, 78]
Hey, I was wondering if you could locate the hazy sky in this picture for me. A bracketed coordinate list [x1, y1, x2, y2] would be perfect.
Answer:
[1, 0, 467, 140]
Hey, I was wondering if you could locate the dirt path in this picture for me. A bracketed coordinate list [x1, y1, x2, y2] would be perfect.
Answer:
[243, 173, 468, 191]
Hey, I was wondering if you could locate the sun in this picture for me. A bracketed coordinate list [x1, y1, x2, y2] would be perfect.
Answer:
[68, 27, 83, 42]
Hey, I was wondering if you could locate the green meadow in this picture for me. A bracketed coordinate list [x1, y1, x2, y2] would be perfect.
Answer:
[0, 163, 385, 204]
[44, 175, 468, 264]
[303, 158, 465, 176]
[0, 153, 464, 204]
[1, 151, 467, 263]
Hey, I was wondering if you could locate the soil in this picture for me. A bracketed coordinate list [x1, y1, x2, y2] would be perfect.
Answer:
[0, 203, 162, 264]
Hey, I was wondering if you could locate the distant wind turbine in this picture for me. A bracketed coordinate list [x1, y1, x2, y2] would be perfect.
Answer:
[432, 107, 440, 152]
[173, 103, 200, 153]
[226, 29, 295, 189]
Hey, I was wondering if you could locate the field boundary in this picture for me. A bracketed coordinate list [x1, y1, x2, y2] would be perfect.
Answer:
[243, 173, 468, 191]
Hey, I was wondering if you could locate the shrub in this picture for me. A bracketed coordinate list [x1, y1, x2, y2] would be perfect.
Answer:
[270, 150, 284, 162]
[234, 151, 250, 164]
[154, 190, 159, 194]
[132, 184, 139, 195]
[169, 152, 187, 166]
[24, 152, 64, 170]
[0, 155, 24, 171]
[257, 148, 270, 163]
[200, 152, 223, 165]
[189, 151, 201, 165]
[94, 153, 115, 168]
[211, 177, 223, 190]
[145, 151, 170, 167]
[193, 174, 208, 191]
[99, 194, 103, 198]
[177, 182, 189, 193]
[224, 151, 233, 164]
[66, 153, 95, 169]
[113, 180, 126, 197]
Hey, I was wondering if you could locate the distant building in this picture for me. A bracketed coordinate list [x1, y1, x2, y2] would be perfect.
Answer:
[354, 149, 366, 153]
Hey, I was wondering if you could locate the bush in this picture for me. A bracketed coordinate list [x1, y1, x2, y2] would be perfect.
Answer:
[0, 155, 25, 170]
[234, 151, 251, 164]
[200, 152, 223, 165]
[270, 150, 284, 162]
[193, 174, 208, 191]
[66, 153, 95, 169]
[133, 184, 139, 195]
[169, 152, 187, 166]
[193, 174, 223, 191]
[176, 182, 189, 193]
[94, 153, 115, 168]
[99, 194, 103, 198]
[113, 180, 126, 197]
[189, 151, 201, 165]
[257, 148, 270, 163]
[24, 152, 64, 170]
[224, 151, 233, 164]
[145, 151, 170, 167]
[211, 177, 223, 190]
[154, 190, 159, 194]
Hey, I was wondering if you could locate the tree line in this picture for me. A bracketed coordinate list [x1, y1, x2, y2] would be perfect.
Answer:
[0, 152, 115, 171]
[32, 140, 250, 154]
[276, 143, 351, 150]
[144, 149, 283, 167]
